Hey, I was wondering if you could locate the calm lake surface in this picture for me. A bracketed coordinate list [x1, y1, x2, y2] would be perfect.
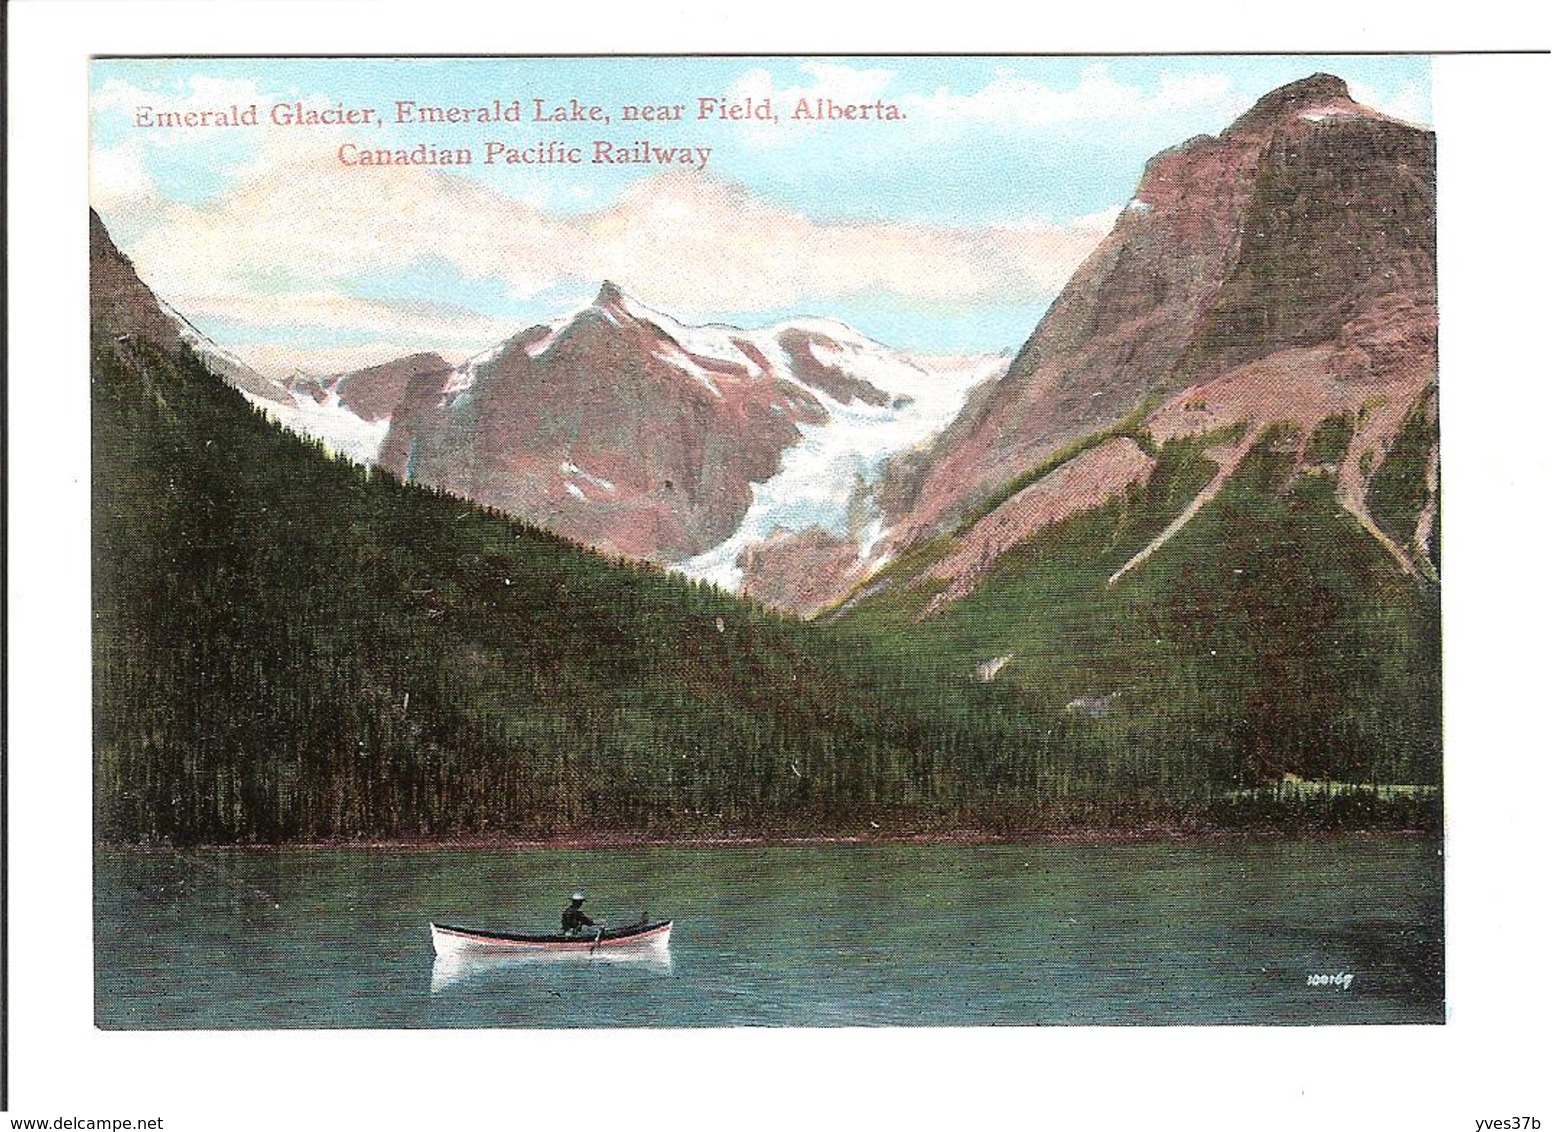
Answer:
[95, 836, 1442, 1028]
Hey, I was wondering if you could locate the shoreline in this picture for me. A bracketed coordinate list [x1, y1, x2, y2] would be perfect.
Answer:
[96, 825, 1442, 853]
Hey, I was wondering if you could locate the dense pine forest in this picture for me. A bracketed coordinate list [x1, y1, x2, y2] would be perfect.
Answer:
[831, 422, 1443, 807]
[92, 334, 1441, 844]
[90, 337, 1037, 842]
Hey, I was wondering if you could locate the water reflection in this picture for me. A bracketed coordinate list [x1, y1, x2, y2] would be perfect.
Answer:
[431, 947, 674, 991]
[96, 840, 1443, 1027]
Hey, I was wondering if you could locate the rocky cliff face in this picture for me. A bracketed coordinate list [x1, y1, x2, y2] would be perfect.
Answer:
[288, 352, 452, 424]
[871, 74, 1438, 609]
[376, 282, 826, 561]
[373, 284, 997, 573]
[889, 75, 1436, 561]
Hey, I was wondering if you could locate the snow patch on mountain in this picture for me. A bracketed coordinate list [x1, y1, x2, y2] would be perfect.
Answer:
[562, 460, 617, 494]
[235, 284, 1003, 579]
[1299, 106, 1363, 122]
[676, 349, 1004, 591]
[650, 346, 724, 397]
[247, 387, 393, 466]
[525, 330, 559, 359]
[440, 364, 477, 406]
[615, 290, 763, 378]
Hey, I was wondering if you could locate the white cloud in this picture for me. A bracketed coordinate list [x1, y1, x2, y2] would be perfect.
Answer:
[717, 61, 1245, 151]
[116, 133, 570, 300]
[906, 63, 1239, 127]
[235, 340, 473, 379]
[87, 143, 157, 214]
[724, 61, 899, 147]
[168, 289, 515, 378]
[94, 74, 272, 116]
[731, 60, 897, 108]
[1154, 72, 1244, 113]
[574, 176, 1114, 313]
[98, 134, 1116, 373]
[180, 289, 513, 343]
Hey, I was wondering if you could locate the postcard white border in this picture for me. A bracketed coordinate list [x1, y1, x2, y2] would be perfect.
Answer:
[7, 3, 1550, 1129]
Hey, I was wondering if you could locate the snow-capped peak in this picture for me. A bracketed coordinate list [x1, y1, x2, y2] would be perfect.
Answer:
[597, 282, 764, 381]
[513, 282, 923, 402]
[238, 284, 1006, 601]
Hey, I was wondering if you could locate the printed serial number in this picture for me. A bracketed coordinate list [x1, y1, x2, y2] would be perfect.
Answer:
[1305, 971, 1354, 989]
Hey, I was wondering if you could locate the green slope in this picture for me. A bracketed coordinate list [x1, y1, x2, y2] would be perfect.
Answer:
[1368, 388, 1440, 573]
[92, 334, 1440, 843]
[832, 427, 1442, 806]
[92, 339, 934, 842]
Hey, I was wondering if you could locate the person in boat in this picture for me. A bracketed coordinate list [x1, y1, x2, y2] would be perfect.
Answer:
[561, 890, 596, 936]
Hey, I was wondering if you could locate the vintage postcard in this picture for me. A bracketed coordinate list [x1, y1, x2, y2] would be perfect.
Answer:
[87, 52, 1444, 1027]
[5, 12, 1549, 1127]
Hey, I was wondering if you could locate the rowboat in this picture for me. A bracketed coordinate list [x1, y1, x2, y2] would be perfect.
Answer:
[429, 918, 673, 960]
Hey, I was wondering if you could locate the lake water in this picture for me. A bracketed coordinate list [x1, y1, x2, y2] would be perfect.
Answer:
[94, 835, 1442, 1028]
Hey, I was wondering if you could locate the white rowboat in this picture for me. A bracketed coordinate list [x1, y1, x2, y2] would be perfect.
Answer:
[429, 919, 673, 959]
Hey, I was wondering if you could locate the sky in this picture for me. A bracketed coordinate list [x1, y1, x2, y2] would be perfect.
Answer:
[89, 55, 1432, 376]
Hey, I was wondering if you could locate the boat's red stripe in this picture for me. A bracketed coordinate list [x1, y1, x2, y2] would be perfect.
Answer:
[436, 923, 670, 949]
[587, 924, 670, 947]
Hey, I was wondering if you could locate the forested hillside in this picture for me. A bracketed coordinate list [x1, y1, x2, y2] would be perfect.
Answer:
[94, 333, 1439, 843]
[93, 336, 913, 841]
[89, 334, 1104, 841]
[829, 421, 1442, 807]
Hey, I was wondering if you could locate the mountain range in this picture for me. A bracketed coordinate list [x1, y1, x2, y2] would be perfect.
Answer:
[233, 74, 1435, 624]
[89, 205, 1107, 841]
[271, 283, 1002, 615]
[90, 72, 1442, 843]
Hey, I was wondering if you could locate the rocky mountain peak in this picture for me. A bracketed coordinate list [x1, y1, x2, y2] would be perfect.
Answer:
[578, 280, 689, 352]
[591, 279, 642, 325]
[1236, 73, 1354, 126]
[884, 70, 1435, 562]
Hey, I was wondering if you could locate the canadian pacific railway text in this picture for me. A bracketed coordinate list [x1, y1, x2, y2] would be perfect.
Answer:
[336, 140, 714, 171]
